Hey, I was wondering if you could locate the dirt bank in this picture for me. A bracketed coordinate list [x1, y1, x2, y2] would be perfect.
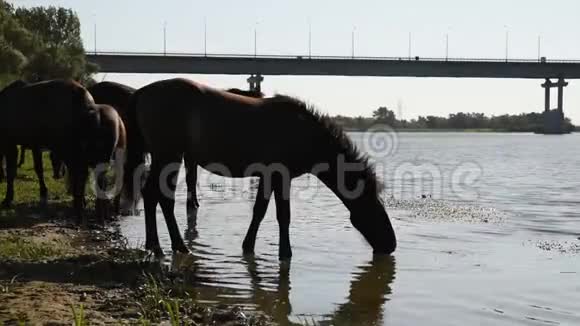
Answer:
[0, 219, 272, 325]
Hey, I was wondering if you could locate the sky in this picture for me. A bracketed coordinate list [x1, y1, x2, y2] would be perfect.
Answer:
[11, 0, 580, 123]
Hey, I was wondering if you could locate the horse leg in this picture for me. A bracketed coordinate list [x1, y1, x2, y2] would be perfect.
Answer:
[2, 146, 18, 208]
[0, 154, 5, 183]
[242, 177, 273, 255]
[50, 151, 64, 179]
[142, 157, 162, 255]
[157, 155, 188, 253]
[69, 160, 88, 225]
[184, 155, 199, 218]
[273, 175, 292, 260]
[17, 146, 25, 167]
[32, 148, 48, 207]
[94, 163, 111, 225]
[183, 155, 199, 242]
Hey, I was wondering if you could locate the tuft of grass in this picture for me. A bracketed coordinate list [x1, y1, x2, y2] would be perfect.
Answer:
[0, 236, 69, 260]
[71, 304, 86, 326]
[136, 273, 166, 322]
[163, 299, 181, 326]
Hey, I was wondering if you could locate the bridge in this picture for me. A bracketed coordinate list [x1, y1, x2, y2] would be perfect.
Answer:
[87, 52, 580, 133]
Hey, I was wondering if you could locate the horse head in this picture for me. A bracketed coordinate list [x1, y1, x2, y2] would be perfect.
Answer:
[82, 104, 126, 167]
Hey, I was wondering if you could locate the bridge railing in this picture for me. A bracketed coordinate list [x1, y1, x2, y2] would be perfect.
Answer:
[86, 51, 580, 64]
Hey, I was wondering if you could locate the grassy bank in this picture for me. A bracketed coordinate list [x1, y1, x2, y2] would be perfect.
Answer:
[0, 150, 274, 325]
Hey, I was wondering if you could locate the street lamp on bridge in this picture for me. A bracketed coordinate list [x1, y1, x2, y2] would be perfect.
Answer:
[254, 21, 260, 58]
[92, 14, 97, 55]
[163, 21, 167, 56]
[504, 25, 509, 62]
[204, 17, 207, 56]
[445, 32, 449, 60]
[351, 26, 356, 58]
[308, 18, 312, 58]
[445, 26, 452, 61]
[408, 32, 412, 60]
[537, 34, 542, 61]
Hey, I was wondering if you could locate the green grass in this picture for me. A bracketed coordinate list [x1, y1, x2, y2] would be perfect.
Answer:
[0, 235, 69, 260]
[71, 304, 86, 326]
[0, 147, 108, 225]
[134, 273, 273, 325]
[163, 299, 181, 326]
[0, 148, 70, 207]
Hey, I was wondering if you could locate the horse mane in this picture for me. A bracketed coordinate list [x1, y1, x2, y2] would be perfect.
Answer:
[268, 95, 384, 197]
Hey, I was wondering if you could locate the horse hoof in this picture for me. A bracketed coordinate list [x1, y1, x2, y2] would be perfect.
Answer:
[146, 243, 163, 257]
[242, 245, 255, 255]
[39, 198, 48, 208]
[242, 252, 256, 261]
[278, 251, 293, 261]
[173, 244, 190, 254]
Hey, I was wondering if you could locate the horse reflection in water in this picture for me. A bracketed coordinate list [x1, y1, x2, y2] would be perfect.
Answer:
[241, 257, 292, 323]
[178, 216, 394, 326]
[171, 243, 395, 326]
[326, 256, 396, 326]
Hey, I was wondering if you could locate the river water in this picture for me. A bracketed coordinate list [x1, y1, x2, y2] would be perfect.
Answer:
[117, 132, 580, 326]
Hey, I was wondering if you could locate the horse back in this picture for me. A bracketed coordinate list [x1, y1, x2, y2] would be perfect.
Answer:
[0, 80, 93, 146]
[134, 78, 318, 175]
[88, 81, 135, 121]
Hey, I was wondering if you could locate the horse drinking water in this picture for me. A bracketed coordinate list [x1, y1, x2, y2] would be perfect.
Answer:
[123, 78, 396, 259]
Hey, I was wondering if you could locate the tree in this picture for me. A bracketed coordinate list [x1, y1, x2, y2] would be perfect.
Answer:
[0, 1, 97, 86]
[372, 106, 396, 126]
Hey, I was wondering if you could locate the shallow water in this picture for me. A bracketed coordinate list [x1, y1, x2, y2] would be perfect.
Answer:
[117, 132, 580, 325]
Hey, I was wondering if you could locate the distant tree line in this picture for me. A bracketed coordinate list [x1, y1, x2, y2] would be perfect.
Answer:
[331, 106, 576, 133]
[0, 0, 96, 88]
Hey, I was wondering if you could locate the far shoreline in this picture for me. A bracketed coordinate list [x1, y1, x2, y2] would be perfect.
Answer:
[343, 128, 576, 133]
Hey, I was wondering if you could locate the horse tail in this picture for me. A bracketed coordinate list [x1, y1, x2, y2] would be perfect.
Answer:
[122, 91, 146, 212]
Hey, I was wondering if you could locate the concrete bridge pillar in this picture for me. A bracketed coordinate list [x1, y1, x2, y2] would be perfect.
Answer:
[542, 79, 552, 113]
[557, 78, 568, 119]
[541, 78, 569, 134]
[247, 74, 264, 92]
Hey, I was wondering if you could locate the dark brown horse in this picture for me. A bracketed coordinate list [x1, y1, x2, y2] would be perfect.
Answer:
[0, 79, 126, 224]
[88, 81, 136, 124]
[123, 78, 397, 259]
[0, 81, 62, 205]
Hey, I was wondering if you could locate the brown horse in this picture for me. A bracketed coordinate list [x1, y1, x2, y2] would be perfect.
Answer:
[88, 81, 136, 215]
[123, 78, 397, 259]
[88, 82, 260, 216]
[88, 81, 136, 124]
[0, 79, 126, 224]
